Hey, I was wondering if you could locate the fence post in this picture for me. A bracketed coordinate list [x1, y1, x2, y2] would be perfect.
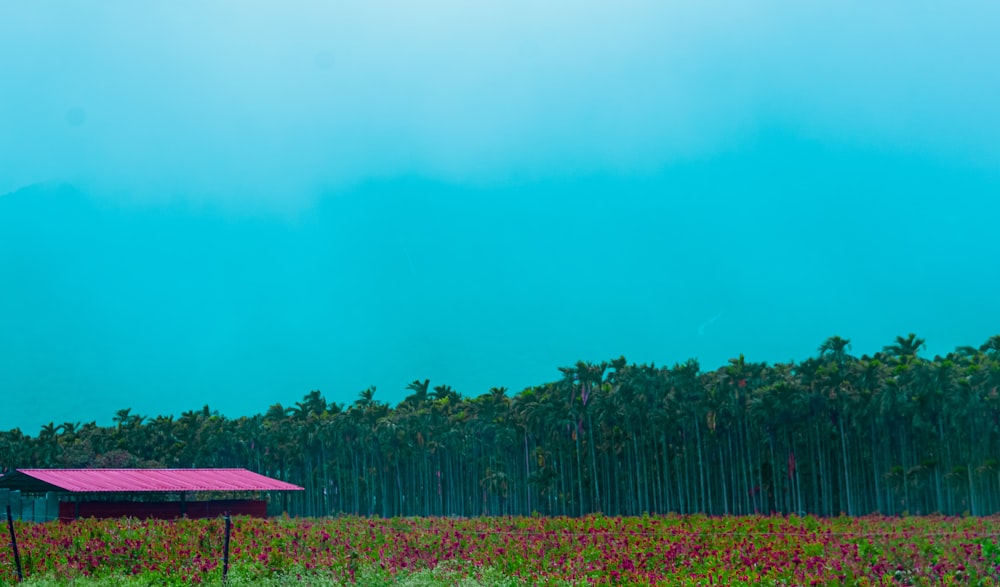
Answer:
[5, 505, 23, 583]
[222, 513, 232, 582]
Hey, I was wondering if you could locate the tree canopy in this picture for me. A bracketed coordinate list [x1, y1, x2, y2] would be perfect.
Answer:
[3, 334, 1000, 518]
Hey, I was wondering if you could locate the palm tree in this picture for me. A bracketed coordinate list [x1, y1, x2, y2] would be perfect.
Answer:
[35, 422, 61, 467]
[401, 379, 431, 409]
[432, 385, 460, 403]
[980, 335, 1000, 355]
[819, 336, 853, 365]
[113, 408, 133, 430]
[59, 422, 80, 437]
[884, 333, 926, 363]
[290, 390, 328, 419]
[8, 334, 1000, 516]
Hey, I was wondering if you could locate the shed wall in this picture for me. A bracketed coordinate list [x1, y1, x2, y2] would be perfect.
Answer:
[0, 489, 59, 521]
[58, 499, 267, 521]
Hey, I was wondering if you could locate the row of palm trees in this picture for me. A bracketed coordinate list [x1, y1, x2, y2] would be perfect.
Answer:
[2, 334, 1000, 518]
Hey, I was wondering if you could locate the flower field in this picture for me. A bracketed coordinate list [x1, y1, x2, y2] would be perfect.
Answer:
[3, 515, 1000, 586]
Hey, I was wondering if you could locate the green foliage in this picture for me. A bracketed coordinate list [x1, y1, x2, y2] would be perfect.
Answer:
[16, 564, 570, 587]
[5, 516, 998, 586]
[18, 565, 554, 587]
[4, 333, 1000, 518]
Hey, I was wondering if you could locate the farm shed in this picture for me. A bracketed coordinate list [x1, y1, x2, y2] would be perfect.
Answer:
[0, 468, 303, 521]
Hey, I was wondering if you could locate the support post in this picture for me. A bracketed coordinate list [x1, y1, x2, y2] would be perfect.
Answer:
[5, 505, 23, 583]
[222, 512, 232, 582]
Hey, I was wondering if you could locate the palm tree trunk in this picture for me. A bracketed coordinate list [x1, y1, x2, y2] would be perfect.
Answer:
[679, 430, 689, 513]
[633, 430, 644, 514]
[719, 443, 729, 514]
[574, 426, 585, 515]
[870, 420, 883, 514]
[695, 421, 707, 514]
[587, 414, 600, 513]
[660, 434, 672, 513]
[768, 432, 779, 513]
[839, 417, 853, 515]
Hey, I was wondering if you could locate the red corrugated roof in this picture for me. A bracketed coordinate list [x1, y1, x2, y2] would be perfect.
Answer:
[6, 469, 303, 493]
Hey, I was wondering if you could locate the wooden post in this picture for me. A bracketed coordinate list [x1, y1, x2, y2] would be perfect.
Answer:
[5, 505, 23, 583]
[222, 513, 232, 582]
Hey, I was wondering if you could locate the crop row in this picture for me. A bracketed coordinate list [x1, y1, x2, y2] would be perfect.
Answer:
[2, 515, 1000, 585]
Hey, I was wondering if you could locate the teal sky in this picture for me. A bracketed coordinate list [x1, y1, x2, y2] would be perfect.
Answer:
[2, 1, 999, 431]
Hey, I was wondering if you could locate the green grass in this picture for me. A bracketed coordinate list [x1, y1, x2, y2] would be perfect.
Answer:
[17, 563, 564, 586]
